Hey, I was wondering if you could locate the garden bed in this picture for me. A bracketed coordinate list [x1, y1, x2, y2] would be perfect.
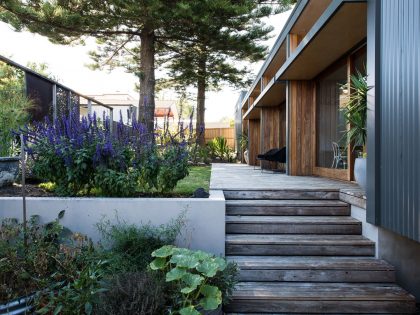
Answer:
[0, 166, 211, 198]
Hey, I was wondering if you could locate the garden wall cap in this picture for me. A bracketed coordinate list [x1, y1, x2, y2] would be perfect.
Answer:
[0, 156, 20, 161]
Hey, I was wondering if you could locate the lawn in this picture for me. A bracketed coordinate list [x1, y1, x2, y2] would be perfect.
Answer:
[172, 166, 211, 196]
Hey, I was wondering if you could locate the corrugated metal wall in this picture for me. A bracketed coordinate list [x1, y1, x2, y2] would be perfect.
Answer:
[379, 0, 420, 242]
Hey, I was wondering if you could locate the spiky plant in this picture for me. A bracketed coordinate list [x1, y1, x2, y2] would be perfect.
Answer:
[341, 71, 372, 151]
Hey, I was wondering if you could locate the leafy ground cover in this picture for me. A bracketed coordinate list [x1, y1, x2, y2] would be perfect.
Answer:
[0, 212, 238, 314]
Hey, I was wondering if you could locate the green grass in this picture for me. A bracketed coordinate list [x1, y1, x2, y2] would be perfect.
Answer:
[172, 166, 211, 196]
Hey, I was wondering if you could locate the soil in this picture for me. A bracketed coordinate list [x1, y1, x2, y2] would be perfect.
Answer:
[0, 183, 54, 197]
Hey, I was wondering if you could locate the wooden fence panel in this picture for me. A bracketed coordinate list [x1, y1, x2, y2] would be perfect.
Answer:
[205, 128, 235, 148]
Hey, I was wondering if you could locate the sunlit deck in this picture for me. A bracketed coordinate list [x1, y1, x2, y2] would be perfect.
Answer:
[210, 163, 359, 191]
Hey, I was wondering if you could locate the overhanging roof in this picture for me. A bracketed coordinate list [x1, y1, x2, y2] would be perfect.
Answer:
[243, 80, 286, 120]
[240, 0, 309, 109]
[276, 1, 367, 81]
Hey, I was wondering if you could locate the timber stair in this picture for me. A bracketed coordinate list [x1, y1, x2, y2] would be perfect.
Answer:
[224, 189, 416, 314]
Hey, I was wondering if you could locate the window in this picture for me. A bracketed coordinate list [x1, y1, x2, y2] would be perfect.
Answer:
[316, 58, 348, 169]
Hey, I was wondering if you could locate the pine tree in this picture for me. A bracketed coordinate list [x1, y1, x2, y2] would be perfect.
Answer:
[161, 1, 294, 145]
[0, 0, 295, 137]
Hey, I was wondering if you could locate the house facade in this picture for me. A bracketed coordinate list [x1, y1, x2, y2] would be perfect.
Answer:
[240, 0, 420, 300]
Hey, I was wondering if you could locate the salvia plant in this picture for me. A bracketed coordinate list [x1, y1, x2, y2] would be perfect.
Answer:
[150, 245, 227, 315]
[21, 109, 191, 196]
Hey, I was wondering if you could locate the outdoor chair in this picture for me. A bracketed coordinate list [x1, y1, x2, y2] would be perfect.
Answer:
[255, 147, 286, 173]
[331, 142, 347, 169]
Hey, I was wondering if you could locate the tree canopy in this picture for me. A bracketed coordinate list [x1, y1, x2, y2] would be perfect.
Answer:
[0, 0, 296, 139]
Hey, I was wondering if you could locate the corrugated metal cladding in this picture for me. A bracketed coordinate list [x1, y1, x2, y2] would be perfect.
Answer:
[379, 0, 420, 242]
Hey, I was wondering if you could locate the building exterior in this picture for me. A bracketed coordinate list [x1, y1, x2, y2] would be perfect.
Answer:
[240, 0, 420, 299]
[80, 93, 137, 124]
[80, 93, 178, 127]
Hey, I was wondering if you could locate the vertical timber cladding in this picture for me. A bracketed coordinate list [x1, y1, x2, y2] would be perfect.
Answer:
[377, 0, 420, 242]
[288, 80, 315, 176]
[248, 119, 261, 166]
[259, 106, 286, 169]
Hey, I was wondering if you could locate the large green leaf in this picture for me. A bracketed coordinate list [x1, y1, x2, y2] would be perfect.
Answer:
[179, 306, 201, 315]
[200, 297, 221, 311]
[152, 245, 174, 258]
[191, 250, 211, 261]
[149, 257, 167, 270]
[200, 284, 221, 297]
[170, 254, 200, 268]
[213, 257, 227, 271]
[196, 260, 220, 277]
[199, 285, 222, 310]
[166, 267, 187, 282]
[180, 273, 204, 293]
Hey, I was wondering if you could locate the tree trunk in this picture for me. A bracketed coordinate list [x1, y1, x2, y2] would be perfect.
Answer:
[196, 56, 206, 146]
[138, 27, 156, 136]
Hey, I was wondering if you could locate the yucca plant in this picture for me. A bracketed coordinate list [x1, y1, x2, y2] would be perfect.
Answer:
[341, 71, 372, 152]
[208, 136, 233, 162]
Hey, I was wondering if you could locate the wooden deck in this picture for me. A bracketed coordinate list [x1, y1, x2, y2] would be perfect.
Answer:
[210, 163, 359, 191]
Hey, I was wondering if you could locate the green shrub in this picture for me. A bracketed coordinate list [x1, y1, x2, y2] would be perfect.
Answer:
[24, 111, 190, 196]
[208, 261, 239, 305]
[208, 136, 234, 162]
[95, 272, 168, 315]
[97, 214, 185, 272]
[36, 260, 107, 315]
[157, 145, 190, 192]
[0, 211, 113, 315]
[189, 144, 211, 164]
[150, 246, 236, 314]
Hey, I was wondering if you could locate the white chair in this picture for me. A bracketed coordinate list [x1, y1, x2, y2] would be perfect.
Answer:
[331, 142, 346, 169]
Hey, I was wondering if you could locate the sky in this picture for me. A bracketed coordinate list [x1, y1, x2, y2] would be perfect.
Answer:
[0, 9, 292, 122]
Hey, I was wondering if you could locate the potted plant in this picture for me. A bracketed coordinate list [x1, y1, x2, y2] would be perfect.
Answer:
[239, 133, 249, 164]
[341, 71, 371, 191]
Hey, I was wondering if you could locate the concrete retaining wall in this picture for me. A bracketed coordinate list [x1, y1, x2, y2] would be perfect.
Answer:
[0, 190, 226, 256]
[345, 196, 420, 301]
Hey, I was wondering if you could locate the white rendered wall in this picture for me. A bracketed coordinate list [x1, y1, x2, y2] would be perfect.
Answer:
[0, 190, 225, 256]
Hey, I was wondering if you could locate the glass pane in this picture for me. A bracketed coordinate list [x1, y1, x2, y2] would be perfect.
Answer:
[316, 60, 348, 169]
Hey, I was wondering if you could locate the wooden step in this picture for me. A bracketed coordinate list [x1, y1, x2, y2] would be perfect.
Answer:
[226, 216, 361, 234]
[225, 282, 416, 314]
[225, 234, 375, 256]
[223, 190, 339, 200]
[226, 199, 350, 216]
[227, 256, 395, 283]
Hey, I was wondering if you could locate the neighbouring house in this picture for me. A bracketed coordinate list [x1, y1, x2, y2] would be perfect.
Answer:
[154, 99, 179, 128]
[239, 0, 420, 301]
[81, 93, 179, 127]
[80, 93, 138, 125]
